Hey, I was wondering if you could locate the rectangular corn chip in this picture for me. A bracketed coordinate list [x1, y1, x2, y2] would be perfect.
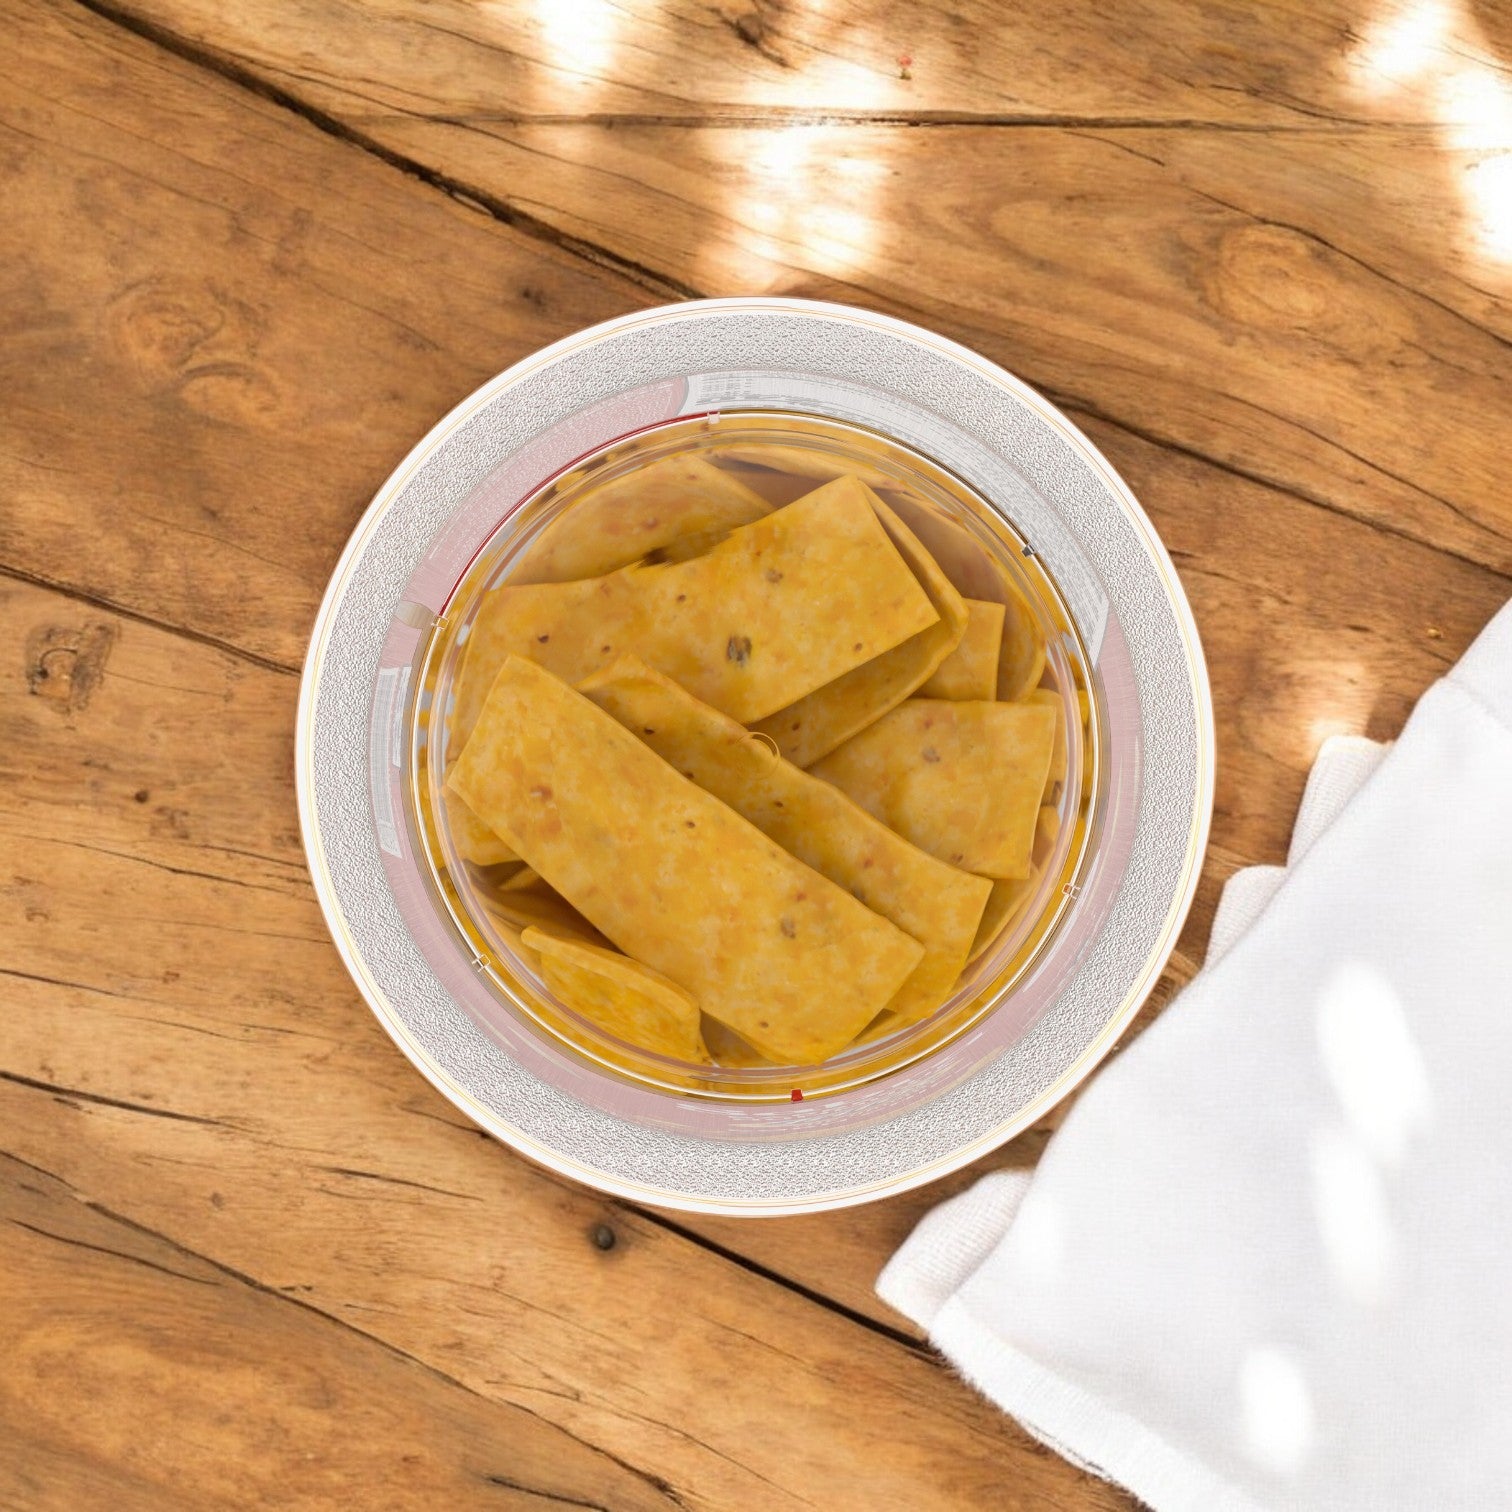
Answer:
[482, 886, 609, 949]
[810, 699, 1057, 880]
[968, 868, 1042, 962]
[444, 786, 517, 867]
[581, 659, 990, 1027]
[700, 1016, 771, 1068]
[998, 585, 1048, 702]
[512, 454, 771, 584]
[450, 656, 924, 1063]
[451, 475, 939, 746]
[876, 493, 1047, 699]
[1025, 686, 1070, 786]
[751, 496, 969, 768]
[919, 598, 1005, 700]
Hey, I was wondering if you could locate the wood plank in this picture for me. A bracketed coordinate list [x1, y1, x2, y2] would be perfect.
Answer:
[361, 119, 1512, 570]
[77, 0, 1512, 582]
[73, 0, 1489, 125]
[0, 0, 653, 670]
[0, 572, 1130, 1511]
[10, 0, 1509, 673]
[101, 0, 1512, 342]
[0, 1154, 677, 1512]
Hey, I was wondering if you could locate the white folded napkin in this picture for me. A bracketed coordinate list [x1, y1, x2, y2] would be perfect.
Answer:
[879, 600, 1512, 1512]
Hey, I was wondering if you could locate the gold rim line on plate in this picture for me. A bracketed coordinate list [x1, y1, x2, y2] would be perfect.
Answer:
[295, 298, 1216, 1216]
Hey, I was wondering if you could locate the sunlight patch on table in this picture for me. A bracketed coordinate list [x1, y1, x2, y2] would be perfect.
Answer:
[520, 0, 621, 81]
[1344, 0, 1512, 267]
[1299, 659, 1376, 755]
[761, 2, 907, 113]
[701, 127, 887, 286]
[1347, 0, 1454, 95]
[1438, 64, 1512, 263]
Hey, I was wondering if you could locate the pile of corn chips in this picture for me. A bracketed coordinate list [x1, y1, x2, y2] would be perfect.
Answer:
[442, 448, 1085, 1070]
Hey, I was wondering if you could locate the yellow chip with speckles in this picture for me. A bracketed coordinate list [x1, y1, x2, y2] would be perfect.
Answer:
[512, 454, 771, 584]
[482, 884, 609, 950]
[449, 656, 924, 1064]
[810, 699, 1057, 880]
[1035, 804, 1061, 856]
[1024, 686, 1069, 786]
[450, 476, 939, 747]
[920, 598, 1005, 701]
[581, 658, 990, 1027]
[751, 497, 968, 769]
[444, 786, 517, 867]
[968, 867, 1042, 963]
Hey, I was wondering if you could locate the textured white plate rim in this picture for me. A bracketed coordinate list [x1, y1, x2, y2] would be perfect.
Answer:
[296, 297, 1214, 1216]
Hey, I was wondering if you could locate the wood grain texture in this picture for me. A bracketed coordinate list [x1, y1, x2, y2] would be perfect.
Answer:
[0, 0, 652, 670]
[79, 0, 1512, 585]
[66, 0, 1502, 124]
[5, 0, 1512, 1504]
[1, 1153, 676, 1512]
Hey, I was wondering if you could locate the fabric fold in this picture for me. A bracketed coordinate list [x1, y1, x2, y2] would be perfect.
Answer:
[879, 599, 1512, 1512]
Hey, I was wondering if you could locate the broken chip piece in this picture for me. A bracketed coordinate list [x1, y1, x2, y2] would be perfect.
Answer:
[522, 926, 710, 1064]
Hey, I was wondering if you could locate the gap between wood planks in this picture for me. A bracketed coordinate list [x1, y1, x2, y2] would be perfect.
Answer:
[72, 0, 1437, 134]
[0, 561, 300, 677]
[1048, 400, 1512, 588]
[631, 1206, 926, 1353]
[361, 110, 1437, 132]
[71, 0, 700, 302]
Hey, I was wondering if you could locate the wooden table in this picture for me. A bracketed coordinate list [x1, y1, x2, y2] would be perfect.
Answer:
[4, 1, 1509, 1505]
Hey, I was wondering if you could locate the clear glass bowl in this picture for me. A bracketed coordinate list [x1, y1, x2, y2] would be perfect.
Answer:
[409, 411, 1099, 1101]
